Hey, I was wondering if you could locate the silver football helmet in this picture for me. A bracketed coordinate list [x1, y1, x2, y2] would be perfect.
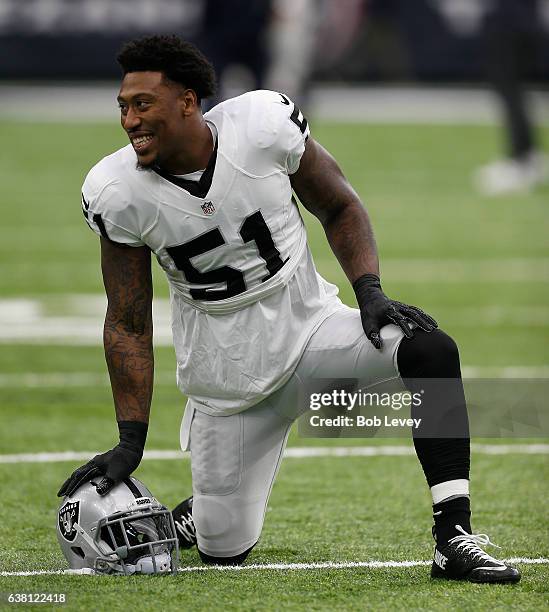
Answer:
[56, 477, 179, 575]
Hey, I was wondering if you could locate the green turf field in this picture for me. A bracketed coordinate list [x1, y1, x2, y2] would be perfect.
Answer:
[0, 119, 548, 611]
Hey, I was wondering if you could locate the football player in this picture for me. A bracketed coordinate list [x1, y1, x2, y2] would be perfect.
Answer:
[58, 35, 520, 583]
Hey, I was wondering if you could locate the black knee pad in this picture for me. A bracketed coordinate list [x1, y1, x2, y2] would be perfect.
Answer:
[397, 328, 461, 380]
[396, 331, 470, 486]
[398, 328, 469, 439]
[198, 544, 255, 566]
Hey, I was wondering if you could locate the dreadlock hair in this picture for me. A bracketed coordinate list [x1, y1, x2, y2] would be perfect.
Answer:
[117, 35, 217, 101]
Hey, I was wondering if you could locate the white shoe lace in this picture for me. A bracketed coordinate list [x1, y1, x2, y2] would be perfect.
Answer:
[448, 525, 503, 566]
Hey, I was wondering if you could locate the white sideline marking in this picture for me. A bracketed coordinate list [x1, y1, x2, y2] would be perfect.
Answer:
[0, 365, 548, 389]
[1, 558, 548, 576]
[1, 84, 548, 124]
[0, 444, 548, 465]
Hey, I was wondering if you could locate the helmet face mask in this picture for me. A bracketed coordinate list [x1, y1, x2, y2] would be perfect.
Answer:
[94, 503, 177, 574]
[57, 478, 179, 575]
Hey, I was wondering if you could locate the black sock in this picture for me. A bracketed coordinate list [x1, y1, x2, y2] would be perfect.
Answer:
[433, 496, 472, 547]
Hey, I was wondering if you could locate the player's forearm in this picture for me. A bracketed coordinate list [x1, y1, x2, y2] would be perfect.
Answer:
[103, 322, 153, 423]
[291, 138, 380, 283]
[323, 200, 380, 283]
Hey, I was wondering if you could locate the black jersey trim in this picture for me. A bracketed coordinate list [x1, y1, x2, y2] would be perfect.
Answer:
[153, 139, 218, 199]
[92, 213, 110, 240]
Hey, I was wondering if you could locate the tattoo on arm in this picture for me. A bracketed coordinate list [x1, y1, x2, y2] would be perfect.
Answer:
[100, 237, 153, 423]
[290, 138, 379, 282]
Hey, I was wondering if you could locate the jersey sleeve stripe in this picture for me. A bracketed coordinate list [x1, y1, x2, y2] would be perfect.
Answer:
[81, 193, 90, 220]
[290, 104, 308, 135]
[92, 213, 110, 240]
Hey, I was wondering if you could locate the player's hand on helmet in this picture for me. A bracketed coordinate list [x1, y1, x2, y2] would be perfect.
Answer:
[57, 445, 142, 498]
[353, 273, 437, 349]
[57, 421, 148, 497]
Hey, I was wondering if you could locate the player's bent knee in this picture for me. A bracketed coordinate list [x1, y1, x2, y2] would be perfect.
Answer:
[397, 328, 461, 379]
[192, 495, 263, 559]
[192, 496, 235, 539]
[198, 544, 255, 566]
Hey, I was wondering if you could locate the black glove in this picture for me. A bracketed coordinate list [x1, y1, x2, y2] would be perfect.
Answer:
[353, 273, 437, 349]
[57, 421, 148, 497]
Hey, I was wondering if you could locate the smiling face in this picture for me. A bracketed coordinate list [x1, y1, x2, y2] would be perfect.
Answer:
[117, 71, 192, 170]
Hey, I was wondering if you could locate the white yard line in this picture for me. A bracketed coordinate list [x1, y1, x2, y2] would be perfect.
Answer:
[0, 444, 547, 465]
[1, 557, 548, 576]
[285, 444, 549, 457]
[1, 284, 548, 344]
[0, 450, 185, 464]
[0, 366, 547, 389]
[0, 372, 176, 387]
[461, 366, 549, 378]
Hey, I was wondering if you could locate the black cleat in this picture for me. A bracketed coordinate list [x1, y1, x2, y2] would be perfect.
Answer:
[431, 525, 521, 583]
[171, 496, 196, 549]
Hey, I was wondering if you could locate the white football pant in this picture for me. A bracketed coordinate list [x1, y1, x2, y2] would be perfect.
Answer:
[182, 304, 406, 557]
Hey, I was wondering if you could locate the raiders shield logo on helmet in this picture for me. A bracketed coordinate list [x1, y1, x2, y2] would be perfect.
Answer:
[58, 501, 80, 542]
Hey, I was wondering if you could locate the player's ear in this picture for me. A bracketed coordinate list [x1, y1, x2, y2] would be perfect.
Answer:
[179, 89, 199, 117]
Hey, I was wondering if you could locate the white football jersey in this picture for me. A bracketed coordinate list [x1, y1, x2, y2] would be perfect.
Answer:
[81, 90, 342, 414]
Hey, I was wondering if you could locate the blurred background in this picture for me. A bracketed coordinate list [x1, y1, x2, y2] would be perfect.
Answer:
[1, 0, 549, 184]
[1, 0, 548, 428]
[1, 0, 548, 387]
[2, 0, 549, 86]
[0, 0, 548, 588]
[0, 1, 547, 362]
